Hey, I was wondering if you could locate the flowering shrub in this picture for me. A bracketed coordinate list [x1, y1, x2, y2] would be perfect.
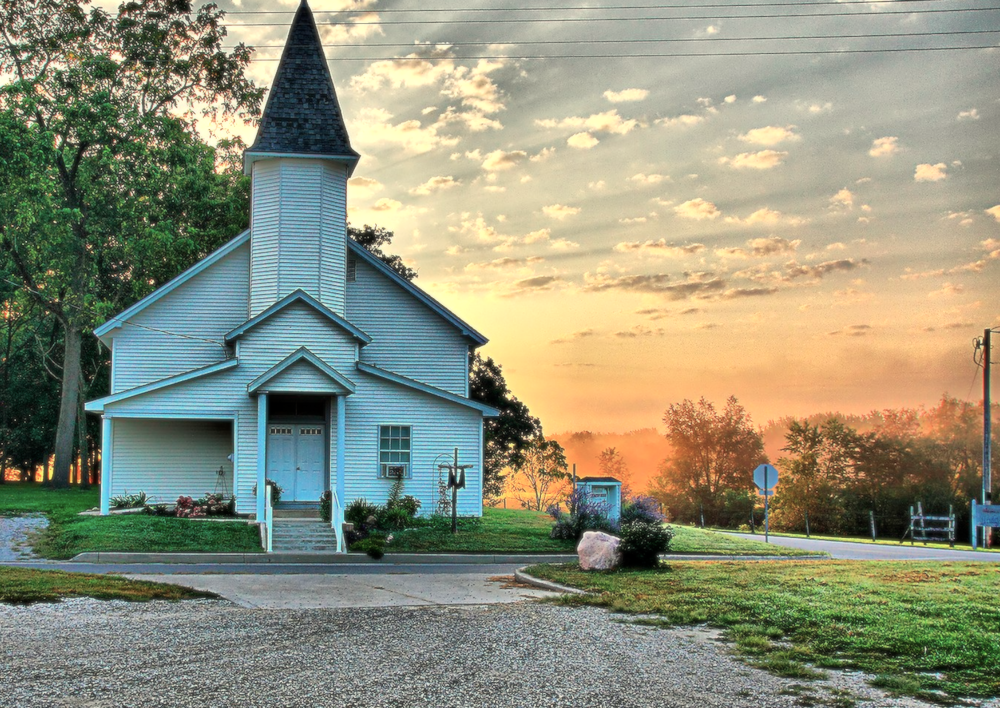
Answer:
[174, 496, 206, 518]
[196, 493, 236, 516]
[251, 479, 283, 505]
[142, 493, 235, 518]
[620, 496, 665, 525]
[548, 488, 618, 541]
[618, 521, 673, 568]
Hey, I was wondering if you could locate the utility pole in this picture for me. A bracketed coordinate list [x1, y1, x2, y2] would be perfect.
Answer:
[983, 329, 993, 548]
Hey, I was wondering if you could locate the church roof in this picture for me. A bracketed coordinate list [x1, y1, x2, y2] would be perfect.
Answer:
[246, 0, 359, 170]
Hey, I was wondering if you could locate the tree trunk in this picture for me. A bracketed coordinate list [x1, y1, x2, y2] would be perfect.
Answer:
[78, 394, 90, 489]
[51, 324, 83, 488]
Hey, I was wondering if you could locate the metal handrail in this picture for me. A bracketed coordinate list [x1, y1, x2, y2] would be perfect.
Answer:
[264, 484, 273, 553]
[330, 488, 345, 554]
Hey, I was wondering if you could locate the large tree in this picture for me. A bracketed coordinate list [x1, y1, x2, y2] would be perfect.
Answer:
[0, 0, 262, 486]
[470, 353, 541, 503]
[348, 224, 418, 282]
[510, 436, 568, 511]
[651, 396, 766, 525]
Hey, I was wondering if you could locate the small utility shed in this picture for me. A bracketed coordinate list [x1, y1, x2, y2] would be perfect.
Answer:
[575, 477, 623, 521]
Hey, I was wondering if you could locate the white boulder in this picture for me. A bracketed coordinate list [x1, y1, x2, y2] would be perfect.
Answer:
[577, 531, 622, 571]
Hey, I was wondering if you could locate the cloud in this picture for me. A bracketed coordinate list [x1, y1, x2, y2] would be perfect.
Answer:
[957, 108, 980, 121]
[985, 205, 1000, 223]
[604, 88, 649, 103]
[829, 188, 855, 210]
[915, 163, 948, 182]
[449, 213, 507, 244]
[719, 150, 788, 170]
[869, 136, 900, 157]
[353, 107, 459, 154]
[674, 198, 721, 220]
[441, 59, 507, 114]
[503, 275, 564, 298]
[614, 240, 705, 256]
[629, 173, 670, 185]
[536, 109, 640, 135]
[583, 272, 726, 300]
[636, 307, 703, 320]
[465, 256, 544, 271]
[784, 258, 867, 280]
[657, 114, 706, 129]
[530, 147, 556, 162]
[542, 204, 581, 220]
[567, 132, 600, 149]
[409, 175, 460, 195]
[739, 126, 800, 146]
[348, 176, 383, 194]
[928, 282, 964, 298]
[524, 228, 551, 244]
[350, 48, 457, 91]
[370, 198, 402, 212]
[481, 149, 528, 171]
[717, 236, 801, 258]
[828, 324, 871, 337]
[721, 286, 779, 299]
[807, 102, 833, 114]
[550, 238, 580, 250]
[614, 325, 665, 338]
[551, 328, 597, 344]
[724, 208, 807, 227]
[752, 95, 767, 103]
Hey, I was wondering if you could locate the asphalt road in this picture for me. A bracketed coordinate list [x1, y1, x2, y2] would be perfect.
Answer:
[727, 533, 1000, 561]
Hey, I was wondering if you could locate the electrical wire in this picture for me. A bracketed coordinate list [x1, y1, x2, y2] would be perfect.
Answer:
[225, 6, 1000, 26]
[228, 29, 1000, 50]
[225, 1, 956, 13]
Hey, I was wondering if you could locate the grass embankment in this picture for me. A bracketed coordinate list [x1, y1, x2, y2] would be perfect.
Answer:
[0, 483, 261, 559]
[738, 529, 998, 554]
[0, 566, 214, 605]
[380, 509, 825, 556]
[528, 560, 1000, 702]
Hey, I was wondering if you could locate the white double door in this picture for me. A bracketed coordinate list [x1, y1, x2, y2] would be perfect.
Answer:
[266, 423, 326, 502]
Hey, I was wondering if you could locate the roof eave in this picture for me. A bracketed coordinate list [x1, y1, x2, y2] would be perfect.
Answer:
[243, 150, 361, 177]
[356, 362, 499, 417]
[225, 289, 373, 345]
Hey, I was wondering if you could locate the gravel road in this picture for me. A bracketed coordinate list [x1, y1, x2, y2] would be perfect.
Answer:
[0, 597, 951, 708]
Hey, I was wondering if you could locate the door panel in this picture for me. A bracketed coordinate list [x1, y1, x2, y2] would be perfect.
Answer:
[266, 426, 296, 498]
[296, 426, 325, 500]
[266, 423, 326, 502]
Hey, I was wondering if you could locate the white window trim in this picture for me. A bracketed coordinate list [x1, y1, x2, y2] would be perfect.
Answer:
[378, 424, 412, 479]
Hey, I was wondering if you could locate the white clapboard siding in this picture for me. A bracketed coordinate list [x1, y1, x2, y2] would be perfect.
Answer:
[111, 418, 234, 504]
[341, 374, 482, 516]
[250, 159, 348, 317]
[319, 163, 348, 315]
[347, 257, 470, 396]
[237, 301, 359, 379]
[111, 244, 250, 393]
[262, 358, 345, 394]
[250, 160, 281, 316]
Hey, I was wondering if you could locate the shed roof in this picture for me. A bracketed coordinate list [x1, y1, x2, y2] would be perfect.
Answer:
[577, 477, 622, 485]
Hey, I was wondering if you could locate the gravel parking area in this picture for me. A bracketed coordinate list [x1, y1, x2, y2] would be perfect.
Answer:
[0, 598, 949, 707]
[0, 515, 47, 561]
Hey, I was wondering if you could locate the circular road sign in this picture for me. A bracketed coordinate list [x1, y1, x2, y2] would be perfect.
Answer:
[753, 463, 779, 491]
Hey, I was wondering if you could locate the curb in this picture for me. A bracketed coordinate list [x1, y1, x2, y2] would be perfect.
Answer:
[514, 567, 589, 595]
[68, 551, 580, 565]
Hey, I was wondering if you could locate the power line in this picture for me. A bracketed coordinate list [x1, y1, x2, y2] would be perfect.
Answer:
[224, 0, 953, 13]
[225, 6, 1000, 26]
[246, 45, 1000, 61]
[231, 29, 1000, 51]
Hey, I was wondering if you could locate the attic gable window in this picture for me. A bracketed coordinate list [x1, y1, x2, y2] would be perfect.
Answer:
[379, 425, 411, 478]
[347, 256, 357, 282]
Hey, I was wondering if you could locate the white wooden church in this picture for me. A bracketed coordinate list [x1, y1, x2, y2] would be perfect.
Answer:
[85, 0, 496, 530]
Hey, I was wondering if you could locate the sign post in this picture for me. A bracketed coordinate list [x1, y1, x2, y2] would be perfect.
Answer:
[971, 499, 1000, 551]
[753, 464, 779, 543]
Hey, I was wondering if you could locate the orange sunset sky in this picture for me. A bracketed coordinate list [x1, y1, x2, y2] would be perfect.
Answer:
[118, 0, 1000, 433]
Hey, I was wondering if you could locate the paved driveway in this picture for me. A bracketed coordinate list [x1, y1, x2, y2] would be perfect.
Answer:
[727, 533, 1000, 561]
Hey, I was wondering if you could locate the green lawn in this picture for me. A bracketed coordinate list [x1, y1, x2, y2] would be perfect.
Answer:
[0, 566, 213, 604]
[527, 560, 1000, 702]
[376, 509, 825, 556]
[0, 483, 261, 559]
[736, 528, 999, 554]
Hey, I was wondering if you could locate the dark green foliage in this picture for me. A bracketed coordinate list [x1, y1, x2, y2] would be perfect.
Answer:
[251, 480, 283, 505]
[618, 521, 673, 568]
[348, 224, 417, 281]
[345, 498, 382, 526]
[619, 496, 665, 525]
[549, 489, 618, 541]
[353, 536, 385, 560]
[319, 490, 332, 523]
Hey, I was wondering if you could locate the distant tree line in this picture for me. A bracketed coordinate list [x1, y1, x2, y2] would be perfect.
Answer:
[650, 395, 999, 541]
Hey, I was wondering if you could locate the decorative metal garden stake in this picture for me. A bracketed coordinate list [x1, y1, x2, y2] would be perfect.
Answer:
[439, 447, 472, 534]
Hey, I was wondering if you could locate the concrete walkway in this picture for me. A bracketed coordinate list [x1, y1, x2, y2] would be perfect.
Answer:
[727, 533, 1000, 561]
[126, 567, 558, 609]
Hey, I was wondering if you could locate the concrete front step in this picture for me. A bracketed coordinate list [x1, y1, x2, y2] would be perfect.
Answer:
[271, 519, 339, 552]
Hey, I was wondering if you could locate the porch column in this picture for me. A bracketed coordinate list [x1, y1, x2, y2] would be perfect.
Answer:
[256, 393, 268, 520]
[99, 416, 112, 516]
[335, 395, 346, 508]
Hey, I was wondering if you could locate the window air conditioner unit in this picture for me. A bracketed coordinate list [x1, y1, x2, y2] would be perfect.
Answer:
[381, 464, 408, 479]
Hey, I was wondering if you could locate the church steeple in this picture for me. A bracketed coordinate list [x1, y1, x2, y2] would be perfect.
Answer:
[245, 0, 360, 173]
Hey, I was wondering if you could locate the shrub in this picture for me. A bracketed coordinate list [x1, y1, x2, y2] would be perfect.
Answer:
[618, 521, 674, 568]
[345, 498, 382, 526]
[110, 491, 148, 509]
[143, 504, 173, 517]
[620, 496, 665, 525]
[548, 488, 618, 541]
[174, 496, 205, 519]
[320, 491, 332, 523]
[251, 479, 283, 505]
[196, 493, 235, 516]
[354, 535, 386, 560]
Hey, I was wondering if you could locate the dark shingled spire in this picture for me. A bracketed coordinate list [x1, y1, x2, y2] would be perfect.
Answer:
[247, 0, 359, 166]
